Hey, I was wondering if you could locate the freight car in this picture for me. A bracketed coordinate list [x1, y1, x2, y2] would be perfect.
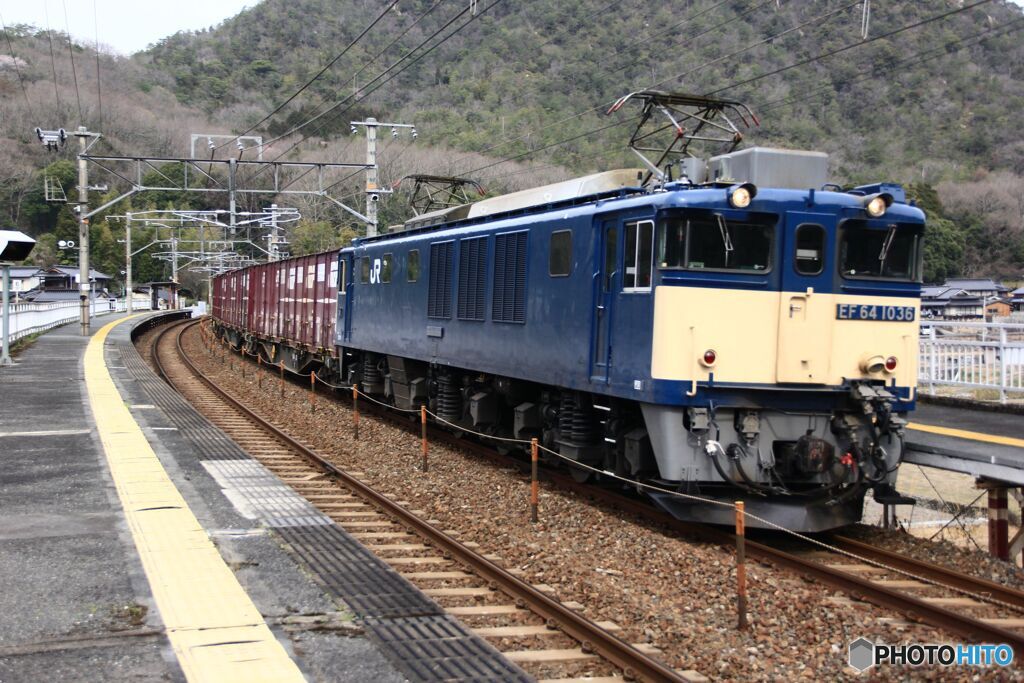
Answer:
[213, 146, 923, 532]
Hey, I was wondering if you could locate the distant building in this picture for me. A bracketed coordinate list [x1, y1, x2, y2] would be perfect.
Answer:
[3, 266, 42, 299]
[985, 298, 1013, 318]
[920, 286, 984, 319]
[1011, 287, 1024, 312]
[941, 278, 1009, 299]
[21, 266, 113, 303]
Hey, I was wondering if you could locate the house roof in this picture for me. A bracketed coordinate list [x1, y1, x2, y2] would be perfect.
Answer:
[943, 278, 1008, 291]
[6, 266, 41, 277]
[921, 287, 979, 301]
[1011, 286, 1024, 297]
[25, 289, 107, 302]
[40, 266, 112, 279]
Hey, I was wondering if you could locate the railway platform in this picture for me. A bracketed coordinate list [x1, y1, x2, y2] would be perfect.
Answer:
[0, 312, 525, 682]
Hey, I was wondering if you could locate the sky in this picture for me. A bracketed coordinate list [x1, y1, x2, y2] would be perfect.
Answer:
[1, 0, 1024, 56]
[0, 0, 254, 55]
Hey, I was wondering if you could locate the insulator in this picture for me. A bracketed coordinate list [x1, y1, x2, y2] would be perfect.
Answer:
[436, 374, 462, 422]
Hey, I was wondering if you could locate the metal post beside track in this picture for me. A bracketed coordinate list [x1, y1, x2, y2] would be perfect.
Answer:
[257, 355, 262, 388]
[420, 405, 428, 472]
[310, 371, 316, 413]
[353, 383, 360, 439]
[531, 438, 539, 523]
[279, 363, 284, 397]
[736, 500, 748, 630]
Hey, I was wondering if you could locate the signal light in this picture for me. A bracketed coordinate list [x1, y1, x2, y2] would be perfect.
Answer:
[701, 349, 717, 367]
[885, 356, 898, 372]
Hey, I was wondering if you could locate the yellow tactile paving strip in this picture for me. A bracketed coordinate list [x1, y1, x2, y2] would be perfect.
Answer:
[907, 422, 1024, 449]
[85, 316, 306, 683]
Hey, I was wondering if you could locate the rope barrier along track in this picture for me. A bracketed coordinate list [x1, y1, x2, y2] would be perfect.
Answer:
[175, 319, 688, 683]
[204, 320, 1024, 654]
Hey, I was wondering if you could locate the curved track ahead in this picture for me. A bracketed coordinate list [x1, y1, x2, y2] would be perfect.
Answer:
[154, 318, 687, 683]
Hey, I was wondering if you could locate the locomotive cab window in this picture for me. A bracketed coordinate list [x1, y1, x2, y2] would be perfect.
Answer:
[623, 220, 653, 291]
[549, 230, 572, 276]
[794, 224, 825, 275]
[657, 212, 774, 272]
[407, 249, 420, 282]
[359, 256, 370, 284]
[839, 220, 922, 281]
[381, 253, 392, 283]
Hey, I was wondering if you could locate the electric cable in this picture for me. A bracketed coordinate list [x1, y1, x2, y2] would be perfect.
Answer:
[260, 0, 481, 153]
[755, 17, 1024, 116]
[43, 1, 62, 113]
[0, 11, 34, 118]
[62, 0, 84, 124]
[705, 0, 996, 96]
[216, 0, 401, 151]
[93, 0, 102, 132]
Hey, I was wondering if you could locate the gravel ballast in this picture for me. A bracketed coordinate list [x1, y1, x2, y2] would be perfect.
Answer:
[173, 324, 1024, 681]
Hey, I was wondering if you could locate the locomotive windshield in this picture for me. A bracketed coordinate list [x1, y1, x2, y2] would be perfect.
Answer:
[839, 221, 922, 281]
[657, 213, 774, 272]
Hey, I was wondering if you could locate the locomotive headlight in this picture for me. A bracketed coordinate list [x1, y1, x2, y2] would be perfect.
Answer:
[860, 354, 886, 374]
[863, 193, 893, 218]
[727, 183, 757, 209]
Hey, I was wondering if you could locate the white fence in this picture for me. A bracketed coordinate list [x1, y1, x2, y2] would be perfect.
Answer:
[919, 321, 1024, 402]
[5, 299, 133, 343]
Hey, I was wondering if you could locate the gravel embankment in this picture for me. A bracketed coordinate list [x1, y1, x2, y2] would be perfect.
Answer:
[175, 324, 1023, 681]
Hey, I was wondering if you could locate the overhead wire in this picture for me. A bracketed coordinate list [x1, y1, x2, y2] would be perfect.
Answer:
[705, 0, 996, 96]
[447, 0, 750, 171]
[0, 11, 34, 118]
[755, 16, 1024, 116]
[260, 0, 481, 154]
[657, 0, 863, 89]
[453, 0, 1000, 179]
[93, 0, 102, 132]
[42, 0, 62, 113]
[61, 0, 84, 124]
[217, 0, 402, 151]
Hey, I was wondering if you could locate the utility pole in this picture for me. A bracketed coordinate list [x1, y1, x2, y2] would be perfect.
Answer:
[70, 126, 101, 335]
[350, 118, 416, 237]
[124, 213, 133, 314]
[171, 232, 179, 310]
[76, 127, 90, 335]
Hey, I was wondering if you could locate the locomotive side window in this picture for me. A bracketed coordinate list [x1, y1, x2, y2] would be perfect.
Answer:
[658, 214, 773, 272]
[549, 230, 572, 277]
[839, 221, 922, 281]
[603, 226, 617, 292]
[360, 257, 370, 284]
[623, 220, 653, 291]
[381, 253, 393, 283]
[794, 224, 825, 275]
[407, 249, 420, 282]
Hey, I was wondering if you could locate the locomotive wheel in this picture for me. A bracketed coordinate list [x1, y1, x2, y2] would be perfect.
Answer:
[569, 464, 593, 483]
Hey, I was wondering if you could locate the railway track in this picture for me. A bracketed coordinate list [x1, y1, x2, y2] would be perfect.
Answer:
[152, 318, 690, 683]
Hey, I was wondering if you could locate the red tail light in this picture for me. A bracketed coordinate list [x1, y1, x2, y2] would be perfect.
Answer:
[885, 356, 898, 372]
[702, 349, 717, 366]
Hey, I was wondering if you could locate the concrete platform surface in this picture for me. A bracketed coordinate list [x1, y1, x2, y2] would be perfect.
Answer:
[0, 314, 408, 683]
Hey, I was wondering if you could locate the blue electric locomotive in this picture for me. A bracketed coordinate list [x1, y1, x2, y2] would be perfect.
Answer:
[326, 146, 922, 531]
[213, 94, 924, 532]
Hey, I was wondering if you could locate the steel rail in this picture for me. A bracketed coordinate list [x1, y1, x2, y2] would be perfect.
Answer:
[199, 317, 1024, 659]
[163, 319, 685, 683]
[829, 535, 1024, 611]
[301, 364, 1024, 656]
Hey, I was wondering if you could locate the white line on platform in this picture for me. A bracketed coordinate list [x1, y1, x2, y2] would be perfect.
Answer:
[0, 429, 91, 437]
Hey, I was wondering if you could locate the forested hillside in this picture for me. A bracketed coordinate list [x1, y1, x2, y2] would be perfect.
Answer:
[2, 0, 1024, 285]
